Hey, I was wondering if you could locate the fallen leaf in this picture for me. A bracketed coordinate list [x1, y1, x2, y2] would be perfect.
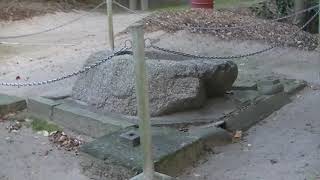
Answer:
[234, 130, 242, 138]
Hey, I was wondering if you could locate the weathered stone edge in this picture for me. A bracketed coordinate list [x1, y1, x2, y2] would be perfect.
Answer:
[27, 96, 135, 137]
[0, 94, 26, 115]
[225, 92, 291, 131]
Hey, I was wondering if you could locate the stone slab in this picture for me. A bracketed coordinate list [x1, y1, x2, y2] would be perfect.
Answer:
[228, 90, 260, 106]
[126, 97, 237, 126]
[281, 79, 307, 95]
[130, 172, 175, 180]
[0, 94, 26, 115]
[27, 97, 61, 121]
[52, 103, 134, 137]
[80, 127, 204, 176]
[189, 126, 233, 146]
[232, 80, 258, 91]
[225, 92, 291, 131]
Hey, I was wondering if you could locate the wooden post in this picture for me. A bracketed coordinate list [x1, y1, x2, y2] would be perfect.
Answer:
[107, 0, 114, 50]
[141, 0, 149, 11]
[131, 23, 154, 180]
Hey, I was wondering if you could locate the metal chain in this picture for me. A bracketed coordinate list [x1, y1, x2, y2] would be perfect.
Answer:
[151, 44, 275, 59]
[149, 9, 320, 60]
[0, 48, 132, 87]
[0, 1, 106, 39]
[113, 0, 319, 31]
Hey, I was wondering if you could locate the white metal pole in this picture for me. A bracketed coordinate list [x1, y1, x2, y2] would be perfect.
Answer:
[131, 23, 154, 180]
[107, 0, 114, 50]
[130, 0, 138, 10]
[318, 0, 320, 49]
[141, 0, 149, 11]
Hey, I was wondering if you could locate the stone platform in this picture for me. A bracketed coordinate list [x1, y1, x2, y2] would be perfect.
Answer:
[25, 77, 306, 178]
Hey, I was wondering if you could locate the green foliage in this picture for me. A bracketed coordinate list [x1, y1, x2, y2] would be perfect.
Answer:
[31, 118, 62, 133]
[275, 0, 294, 16]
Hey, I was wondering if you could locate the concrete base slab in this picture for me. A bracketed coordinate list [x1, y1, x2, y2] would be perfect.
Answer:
[281, 79, 307, 95]
[27, 97, 134, 137]
[27, 97, 61, 121]
[130, 172, 175, 180]
[80, 126, 205, 177]
[52, 104, 134, 138]
[80, 124, 232, 177]
[225, 92, 291, 131]
[0, 94, 26, 115]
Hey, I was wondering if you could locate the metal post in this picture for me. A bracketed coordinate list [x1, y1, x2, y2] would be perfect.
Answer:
[141, 0, 149, 11]
[318, 0, 320, 49]
[131, 23, 154, 180]
[107, 0, 114, 50]
[129, 0, 138, 10]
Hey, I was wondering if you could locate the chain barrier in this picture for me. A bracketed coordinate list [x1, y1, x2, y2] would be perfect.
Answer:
[0, 1, 106, 40]
[113, 0, 319, 31]
[0, 41, 76, 46]
[0, 47, 132, 87]
[148, 9, 320, 60]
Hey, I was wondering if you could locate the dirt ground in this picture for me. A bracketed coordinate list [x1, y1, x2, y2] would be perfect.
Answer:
[0, 10, 148, 98]
[1, 4, 320, 180]
[180, 88, 320, 180]
[0, 120, 89, 180]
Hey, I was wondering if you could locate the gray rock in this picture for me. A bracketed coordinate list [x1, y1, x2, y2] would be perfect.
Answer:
[72, 50, 238, 116]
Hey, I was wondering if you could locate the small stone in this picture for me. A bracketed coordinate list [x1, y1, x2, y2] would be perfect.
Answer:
[270, 159, 278, 164]
[58, 135, 67, 142]
[43, 150, 49, 156]
[234, 130, 242, 138]
[43, 131, 49, 137]
[5, 137, 14, 144]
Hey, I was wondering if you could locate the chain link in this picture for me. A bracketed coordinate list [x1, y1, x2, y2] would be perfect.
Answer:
[0, 48, 132, 87]
[149, 9, 320, 60]
[151, 44, 275, 59]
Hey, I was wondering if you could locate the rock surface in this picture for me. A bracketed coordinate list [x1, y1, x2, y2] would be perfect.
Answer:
[72, 51, 238, 117]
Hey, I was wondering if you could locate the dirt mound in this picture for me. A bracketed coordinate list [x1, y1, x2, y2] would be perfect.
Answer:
[144, 9, 318, 50]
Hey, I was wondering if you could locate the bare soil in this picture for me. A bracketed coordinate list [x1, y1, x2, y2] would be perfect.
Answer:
[144, 9, 318, 50]
[0, 0, 99, 21]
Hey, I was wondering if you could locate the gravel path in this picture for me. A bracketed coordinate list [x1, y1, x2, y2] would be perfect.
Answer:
[0, 10, 148, 98]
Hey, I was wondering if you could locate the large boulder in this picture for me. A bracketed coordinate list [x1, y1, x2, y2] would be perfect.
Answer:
[72, 51, 238, 117]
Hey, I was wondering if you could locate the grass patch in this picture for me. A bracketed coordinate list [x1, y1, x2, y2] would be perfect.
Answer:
[31, 118, 61, 133]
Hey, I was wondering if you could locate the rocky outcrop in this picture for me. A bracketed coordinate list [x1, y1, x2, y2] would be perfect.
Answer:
[72, 50, 238, 117]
